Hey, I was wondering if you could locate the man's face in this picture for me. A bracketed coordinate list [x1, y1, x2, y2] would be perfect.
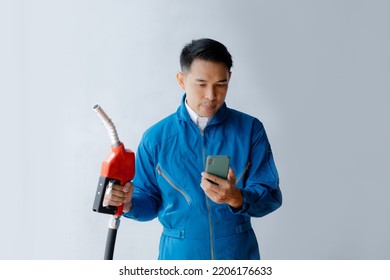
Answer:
[177, 59, 231, 118]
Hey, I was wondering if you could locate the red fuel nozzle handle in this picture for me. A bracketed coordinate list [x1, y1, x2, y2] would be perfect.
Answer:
[103, 143, 135, 216]
[93, 143, 135, 216]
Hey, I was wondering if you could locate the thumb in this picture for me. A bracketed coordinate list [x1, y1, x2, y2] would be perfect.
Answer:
[227, 168, 236, 184]
[122, 182, 132, 192]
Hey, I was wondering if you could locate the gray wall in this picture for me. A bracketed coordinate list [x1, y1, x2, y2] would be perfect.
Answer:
[1, 0, 389, 259]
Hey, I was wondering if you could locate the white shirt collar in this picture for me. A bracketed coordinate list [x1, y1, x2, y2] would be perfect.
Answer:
[184, 98, 210, 130]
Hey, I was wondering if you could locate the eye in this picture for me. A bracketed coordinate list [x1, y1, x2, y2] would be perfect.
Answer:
[198, 84, 206, 88]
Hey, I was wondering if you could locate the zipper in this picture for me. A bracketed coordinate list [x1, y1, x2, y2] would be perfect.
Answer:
[236, 162, 251, 184]
[156, 165, 191, 204]
[200, 127, 215, 260]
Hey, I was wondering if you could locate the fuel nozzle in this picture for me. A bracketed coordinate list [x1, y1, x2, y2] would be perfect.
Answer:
[92, 104, 135, 216]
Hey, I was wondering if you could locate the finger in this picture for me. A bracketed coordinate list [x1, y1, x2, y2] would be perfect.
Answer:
[103, 197, 121, 207]
[105, 183, 121, 198]
[109, 183, 132, 197]
[102, 192, 123, 207]
[103, 189, 131, 207]
[105, 187, 128, 202]
[112, 183, 125, 191]
[111, 182, 134, 195]
[201, 172, 224, 186]
[201, 176, 218, 189]
[106, 193, 126, 204]
[201, 178, 225, 199]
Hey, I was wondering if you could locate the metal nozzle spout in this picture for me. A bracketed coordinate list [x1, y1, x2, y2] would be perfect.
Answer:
[93, 104, 120, 147]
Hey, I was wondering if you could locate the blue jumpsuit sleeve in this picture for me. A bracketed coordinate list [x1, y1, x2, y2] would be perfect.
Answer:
[123, 134, 162, 222]
[232, 120, 282, 217]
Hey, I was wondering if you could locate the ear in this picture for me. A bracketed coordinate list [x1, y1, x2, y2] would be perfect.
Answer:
[176, 72, 186, 91]
[228, 71, 232, 81]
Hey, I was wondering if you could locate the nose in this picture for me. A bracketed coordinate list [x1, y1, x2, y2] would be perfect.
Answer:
[205, 86, 216, 101]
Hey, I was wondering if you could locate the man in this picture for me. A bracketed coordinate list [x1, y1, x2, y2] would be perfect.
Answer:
[105, 38, 282, 260]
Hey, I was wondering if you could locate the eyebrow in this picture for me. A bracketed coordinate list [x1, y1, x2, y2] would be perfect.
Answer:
[195, 79, 228, 84]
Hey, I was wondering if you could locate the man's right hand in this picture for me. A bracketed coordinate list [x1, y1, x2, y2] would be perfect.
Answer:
[103, 182, 134, 213]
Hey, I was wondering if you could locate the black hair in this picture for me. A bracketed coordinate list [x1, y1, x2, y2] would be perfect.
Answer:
[180, 38, 233, 72]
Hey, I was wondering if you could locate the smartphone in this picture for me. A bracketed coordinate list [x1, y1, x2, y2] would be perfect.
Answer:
[205, 155, 230, 182]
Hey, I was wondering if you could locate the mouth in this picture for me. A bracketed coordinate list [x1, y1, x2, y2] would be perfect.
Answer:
[201, 103, 217, 112]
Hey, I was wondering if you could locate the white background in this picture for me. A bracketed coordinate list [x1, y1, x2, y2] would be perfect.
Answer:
[1, 0, 389, 259]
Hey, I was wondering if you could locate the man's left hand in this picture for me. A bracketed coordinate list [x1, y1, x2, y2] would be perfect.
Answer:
[200, 168, 243, 209]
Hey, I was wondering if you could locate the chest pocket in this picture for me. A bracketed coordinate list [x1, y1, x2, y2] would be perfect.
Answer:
[236, 162, 251, 187]
[156, 164, 191, 205]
